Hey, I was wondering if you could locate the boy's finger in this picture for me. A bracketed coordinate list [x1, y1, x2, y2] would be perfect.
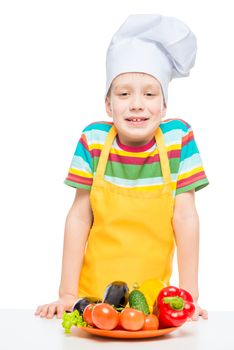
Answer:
[201, 310, 208, 319]
[191, 315, 199, 321]
[47, 304, 57, 319]
[191, 310, 199, 320]
[57, 305, 65, 319]
[40, 304, 49, 317]
[34, 306, 42, 315]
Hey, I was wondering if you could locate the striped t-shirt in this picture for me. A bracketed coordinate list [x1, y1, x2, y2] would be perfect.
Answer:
[64, 118, 209, 197]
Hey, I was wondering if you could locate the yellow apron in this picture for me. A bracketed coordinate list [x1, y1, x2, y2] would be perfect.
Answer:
[78, 124, 175, 299]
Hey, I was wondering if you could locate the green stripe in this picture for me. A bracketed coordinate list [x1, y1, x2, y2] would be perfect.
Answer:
[176, 179, 209, 195]
[64, 180, 91, 190]
[93, 156, 180, 179]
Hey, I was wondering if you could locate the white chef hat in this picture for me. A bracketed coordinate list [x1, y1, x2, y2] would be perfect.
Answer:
[105, 14, 197, 105]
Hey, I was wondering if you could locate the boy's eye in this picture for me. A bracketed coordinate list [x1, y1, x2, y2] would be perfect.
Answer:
[118, 92, 156, 96]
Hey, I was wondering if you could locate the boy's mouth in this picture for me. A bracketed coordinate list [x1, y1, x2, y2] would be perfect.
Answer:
[125, 117, 149, 125]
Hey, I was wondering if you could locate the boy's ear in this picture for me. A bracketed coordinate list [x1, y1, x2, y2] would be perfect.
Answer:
[161, 100, 167, 118]
[105, 96, 113, 118]
[162, 106, 167, 118]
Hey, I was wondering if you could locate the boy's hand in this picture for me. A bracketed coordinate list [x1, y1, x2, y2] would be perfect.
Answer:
[187, 302, 208, 321]
[34, 294, 77, 319]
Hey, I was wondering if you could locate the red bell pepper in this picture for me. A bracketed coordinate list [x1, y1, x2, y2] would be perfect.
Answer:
[153, 286, 195, 328]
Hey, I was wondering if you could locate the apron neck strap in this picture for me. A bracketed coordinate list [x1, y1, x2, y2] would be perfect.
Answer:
[95, 124, 172, 184]
[155, 127, 172, 184]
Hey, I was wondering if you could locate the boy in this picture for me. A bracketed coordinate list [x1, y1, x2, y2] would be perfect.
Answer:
[35, 14, 209, 321]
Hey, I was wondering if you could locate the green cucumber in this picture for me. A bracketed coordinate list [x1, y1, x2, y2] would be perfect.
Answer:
[129, 289, 150, 315]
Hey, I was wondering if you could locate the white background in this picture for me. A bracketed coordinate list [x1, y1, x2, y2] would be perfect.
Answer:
[0, 0, 233, 311]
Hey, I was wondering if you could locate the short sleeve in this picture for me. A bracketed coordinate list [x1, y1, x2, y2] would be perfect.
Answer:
[64, 131, 93, 190]
[176, 123, 209, 195]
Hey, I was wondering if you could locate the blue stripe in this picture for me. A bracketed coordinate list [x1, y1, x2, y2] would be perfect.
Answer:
[179, 154, 204, 173]
[160, 119, 190, 133]
[180, 139, 199, 161]
[85, 129, 109, 145]
[83, 121, 112, 132]
[74, 142, 93, 169]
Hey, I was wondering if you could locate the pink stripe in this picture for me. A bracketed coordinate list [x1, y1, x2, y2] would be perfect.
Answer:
[66, 173, 93, 186]
[167, 149, 181, 158]
[163, 118, 174, 122]
[116, 135, 155, 152]
[177, 171, 206, 189]
[91, 149, 102, 158]
[91, 148, 180, 164]
[91, 151, 160, 165]
[88, 121, 113, 126]
[182, 130, 194, 147]
[109, 153, 160, 165]
[79, 137, 89, 151]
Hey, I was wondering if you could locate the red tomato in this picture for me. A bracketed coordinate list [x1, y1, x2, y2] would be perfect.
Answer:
[92, 303, 119, 330]
[142, 314, 159, 330]
[119, 307, 145, 331]
[83, 304, 95, 326]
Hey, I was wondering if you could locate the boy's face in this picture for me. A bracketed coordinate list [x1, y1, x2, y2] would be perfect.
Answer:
[105, 72, 167, 147]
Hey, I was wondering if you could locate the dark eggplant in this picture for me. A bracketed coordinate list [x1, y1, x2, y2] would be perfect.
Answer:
[102, 281, 129, 309]
[72, 297, 102, 314]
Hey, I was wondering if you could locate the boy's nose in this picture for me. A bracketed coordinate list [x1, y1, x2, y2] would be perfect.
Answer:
[129, 95, 145, 111]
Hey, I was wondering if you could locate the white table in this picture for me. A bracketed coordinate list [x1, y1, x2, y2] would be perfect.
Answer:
[1, 310, 234, 350]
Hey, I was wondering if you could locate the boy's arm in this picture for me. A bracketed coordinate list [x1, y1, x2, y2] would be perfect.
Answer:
[172, 190, 208, 320]
[59, 188, 93, 299]
[172, 190, 199, 301]
[35, 188, 93, 318]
